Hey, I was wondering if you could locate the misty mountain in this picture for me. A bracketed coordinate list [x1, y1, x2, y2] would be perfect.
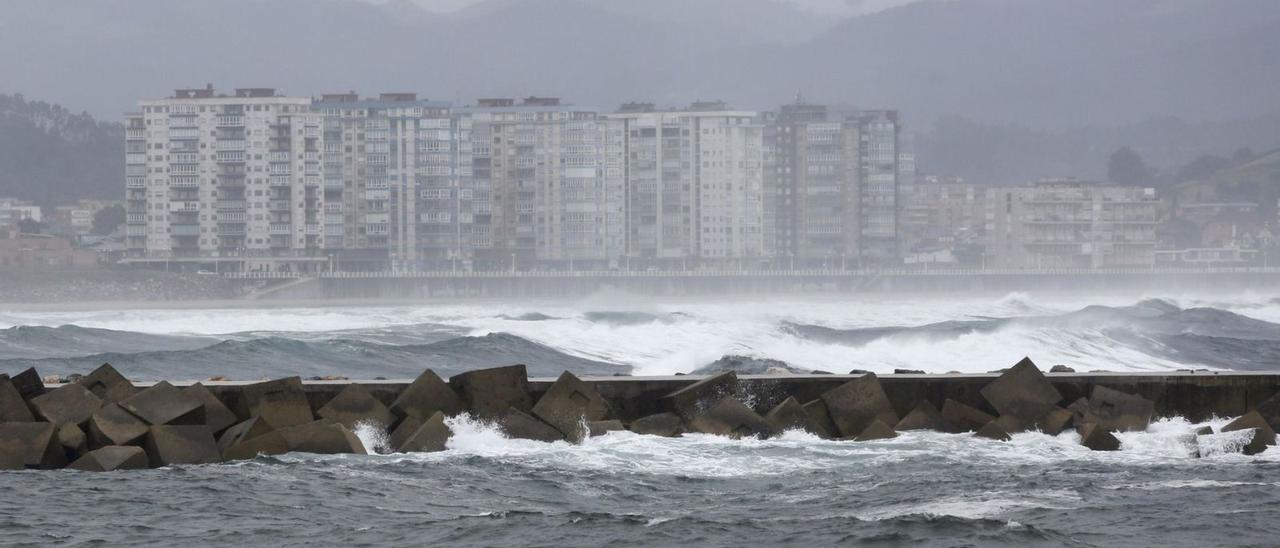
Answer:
[0, 94, 122, 206]
[1, 0, 1276, 130]
[917, 114, 1280, 184]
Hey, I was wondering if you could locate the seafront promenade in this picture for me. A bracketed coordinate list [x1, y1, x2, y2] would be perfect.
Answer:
[224, 266, 1280, 299]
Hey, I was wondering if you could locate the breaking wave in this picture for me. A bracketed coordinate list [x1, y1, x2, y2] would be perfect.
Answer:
[2, 294, 1279, 379]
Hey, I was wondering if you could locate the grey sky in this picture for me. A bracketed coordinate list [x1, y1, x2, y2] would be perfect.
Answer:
[371, 0, 923, 15]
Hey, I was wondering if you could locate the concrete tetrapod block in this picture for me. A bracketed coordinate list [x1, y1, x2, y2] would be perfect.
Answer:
[0, 422, 66, 469]
[979, 358, 1063, 428]
[223, 430, 289, 461]
[996, 405, 1073, 435]
[120, 381, 205, 426]
[449, 365, 533, 419]
[218, 417, 290, 460]
[1193, 425, 1215, 436]
[820, 374, 898, 438]
[316, 384, 396, 430]
[57, 423, 88, 461]
[940, 399, 996, 434]
[397, 411, 451, 453]
[661, 371, 740, 420]
[530, 371, 611, 442]
[389, 415, 425, 452]
[77, 363, 137, 403]
[9, 367, 45, 401]
[1221, 411, 1276, 456]
[1077, 423, 1121, 451]
[235, 377, 314, 428]
[801, 399, 838, 439]
[499, 407, 565, 443]
[30, 383, 103, 427]
[588, 420, 625, 437]
[854, 420, 898, 441]
[1085, 386, 1155, 432]
[686, 398, 776, 439]
[145, 425, 221, 466]
[629, 412, 684, 437]
[975, 420, 1013, 441]
[182, 383, 238, 435]
[68, 446, 150, 472]
[88, 403, 150, 448]
[0, 440, 26, 470]
[0, 377, 35, 422]
[763, 396, 809, 433]
[1253, 391, 1280, 432]
[390, 369, 466, 421]
[895, 400, 944, 431]
[276, 419, 367, 455]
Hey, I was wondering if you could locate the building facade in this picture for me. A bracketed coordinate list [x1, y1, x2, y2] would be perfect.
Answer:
[314, 93, 472, 271]
[126, 86, 326, 272]
[607, 102, 765, 267]
[984, 180, 1159, 269]
[465, 97, 624, 269]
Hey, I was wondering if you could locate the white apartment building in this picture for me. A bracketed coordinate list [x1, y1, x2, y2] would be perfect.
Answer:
[314, 93, 472, 271]
[464, 98, 624, 269]
[607, 102, 765, 266]
[125, 86, 326, 272]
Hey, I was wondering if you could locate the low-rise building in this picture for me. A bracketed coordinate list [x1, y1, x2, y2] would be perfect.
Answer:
[984, 180, 1159, 269]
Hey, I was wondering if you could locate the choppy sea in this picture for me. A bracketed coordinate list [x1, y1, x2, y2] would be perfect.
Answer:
[3, 290, 1280, 546]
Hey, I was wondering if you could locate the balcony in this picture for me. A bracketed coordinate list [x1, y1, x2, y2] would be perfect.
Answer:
[305, 224, 321, 235]
[216, 151, 245, 163]
[216, 140, 246, 151]
[216, 115, 244, 127]
[269, 175, 291, 187]
[127, 213, 146, 224]
[269, 200, 291, 210]
[126, 128, 146, 140]
[217, 226, 246, 236]
[269, 224, 291, 235]
[215, 201, 247, 210]
[171, 225, 200, 237]
[219, 211, 246, 222]
[172, 201, 200, 212]
[126, 153, 147, 165]
[127, 177, 146, 188]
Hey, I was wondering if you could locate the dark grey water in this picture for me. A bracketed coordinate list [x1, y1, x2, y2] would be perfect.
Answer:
[3, 294, 1280, 546]
[3, 423, 1277, 547]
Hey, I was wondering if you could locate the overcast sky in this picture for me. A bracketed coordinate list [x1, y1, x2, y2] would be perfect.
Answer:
[375, 0, 923, 15]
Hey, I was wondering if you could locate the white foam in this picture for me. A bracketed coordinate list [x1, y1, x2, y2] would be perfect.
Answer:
[4, 291, 1278, 374]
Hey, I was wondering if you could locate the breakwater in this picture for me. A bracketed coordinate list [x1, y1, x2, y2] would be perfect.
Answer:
[2, 359, 1278, 470]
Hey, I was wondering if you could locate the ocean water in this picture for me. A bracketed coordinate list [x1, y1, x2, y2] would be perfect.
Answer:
[3, 291, 1280, 546]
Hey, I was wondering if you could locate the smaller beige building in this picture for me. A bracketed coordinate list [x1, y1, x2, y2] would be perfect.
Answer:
[984, 180, 1158, 269]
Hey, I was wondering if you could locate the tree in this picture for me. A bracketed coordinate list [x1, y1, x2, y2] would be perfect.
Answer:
[1174, 154, 1231, 183]
[1107, 146, 1157, 186]
[91, 204, 126, 235]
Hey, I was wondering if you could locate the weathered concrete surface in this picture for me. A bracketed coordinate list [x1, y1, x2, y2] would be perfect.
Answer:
[1221, 411, 1276, 456]
[120, 381, 205, 426]
[316, 384, 395, 430]
[232, 377, 314, 428]
[78, 364, 137, 403]
[530, 372, 610, 442]
[451, 365, 533, 419]
[69, 445, 150, 472]
[30, 384, 102, 427]
[390, 369, 466, 420]
[88, 403, 149, 447]
[144, 425, 221, 466]
[396, 411, 451, 453]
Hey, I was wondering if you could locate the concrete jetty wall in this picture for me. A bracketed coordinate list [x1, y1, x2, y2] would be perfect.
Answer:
[208, 371, 1279, 424]
[4, 362, 1279, 471]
